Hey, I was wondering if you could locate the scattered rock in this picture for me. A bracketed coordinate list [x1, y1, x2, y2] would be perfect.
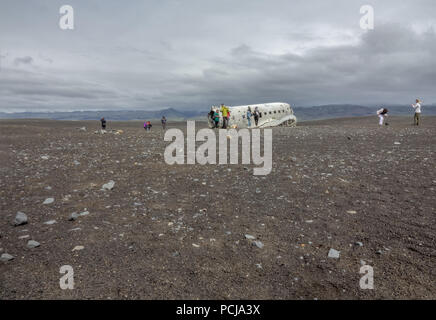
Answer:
[27, 240, 40, 249]
[72, 246, 84, 251]
[69, 212, 79, 221]
[44, 220, 56, 225]
[253, 241, 264, 249]
[328, 248, 340, 259]
[102, 180, 115, 190]
[1, 253, 14, 262]
[355, 242, 364, 247]
[14, 211, 28, 226]
[347, 210, 357, 214]
[43, 198, 54, 205]
[245, 234, 256, 240]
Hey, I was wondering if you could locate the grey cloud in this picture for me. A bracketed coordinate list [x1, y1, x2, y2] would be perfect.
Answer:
[149, 24, 436, 107]
[13, 56, 33, 66]
[0, 0, 435, 111]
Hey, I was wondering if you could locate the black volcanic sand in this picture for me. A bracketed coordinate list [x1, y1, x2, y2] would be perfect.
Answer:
[0, 116, 435, 299]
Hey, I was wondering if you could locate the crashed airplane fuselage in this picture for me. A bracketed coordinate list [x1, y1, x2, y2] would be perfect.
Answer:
[208, 102, 297, 129]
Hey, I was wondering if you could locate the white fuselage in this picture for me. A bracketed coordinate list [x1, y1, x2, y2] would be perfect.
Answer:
[208, 102, 297, 129]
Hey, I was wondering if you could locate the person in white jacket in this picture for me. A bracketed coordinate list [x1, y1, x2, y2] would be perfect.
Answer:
[411, 99, 422, 126]
[377, 108, 388, 125]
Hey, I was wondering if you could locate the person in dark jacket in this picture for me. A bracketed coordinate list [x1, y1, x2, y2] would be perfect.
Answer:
[161, 116, 167, 130]
[100, 117, 106, 130]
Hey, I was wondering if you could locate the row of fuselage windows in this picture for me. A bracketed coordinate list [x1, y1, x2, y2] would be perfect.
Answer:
[232, 106, 291, 120]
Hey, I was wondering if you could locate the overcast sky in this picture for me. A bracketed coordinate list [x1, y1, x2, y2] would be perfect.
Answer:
[1, 0, 435, 112]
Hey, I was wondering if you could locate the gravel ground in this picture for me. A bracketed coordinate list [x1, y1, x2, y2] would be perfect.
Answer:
[0, 116, 435, 299]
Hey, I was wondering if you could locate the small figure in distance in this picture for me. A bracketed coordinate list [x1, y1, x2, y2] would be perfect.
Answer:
[209, 107, 215, 127]
[143, 121, 148, 131]
[411, 98, 422, 126]
[213, 108, 220, 129]
[100, 117, 106, 130]
[161, 116, 167, 130]
[146, 121, 152, 131]
[253, 107, 260, 126]
[376, 108, 388, 126]
[247, 107, 252, 127]
[220, 104, 229, 129]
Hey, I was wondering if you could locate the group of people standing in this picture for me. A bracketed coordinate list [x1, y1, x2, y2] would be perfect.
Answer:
[246, 106, 260, 127]
[209, 104, 231, 128]
[143, 116, 167, 131]
[209, 104, 262, 128]
[99, 116, 167, 132]
[377, 99, 423, 126]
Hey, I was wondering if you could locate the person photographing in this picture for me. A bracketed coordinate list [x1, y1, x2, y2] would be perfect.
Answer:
[411, 99, 422, 126]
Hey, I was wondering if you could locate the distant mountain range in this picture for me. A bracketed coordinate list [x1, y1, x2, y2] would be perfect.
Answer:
[1, 104, 435, 121]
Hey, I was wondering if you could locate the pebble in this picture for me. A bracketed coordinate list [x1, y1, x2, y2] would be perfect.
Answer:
[102, 181, 115, 190]
[72, 246, 84, 251]
[27, 240, 40, 249]
[14, 211, 28, 226]
[43, 198, 54, 205]
[328, 248, 340, 259]
[44, 220, 56, 225]
[253, 241, 264, 249]
[355, 242, 363, 247]
[69, 212, 79, 221]
[1, 253, 14, 262]
[245, 234, 256, 240]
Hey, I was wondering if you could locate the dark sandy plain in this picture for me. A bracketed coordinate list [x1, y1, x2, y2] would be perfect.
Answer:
[0, 116, 435, 299]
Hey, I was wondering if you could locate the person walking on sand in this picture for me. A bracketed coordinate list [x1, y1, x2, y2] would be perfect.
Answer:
[376, 108, 388, 126]
[143, 121, 148, 131]
[161, 116, 167, 130]
[100, 117, 107, 130]
[146, 121, 152, 131]
[411, 99, 422, 126]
